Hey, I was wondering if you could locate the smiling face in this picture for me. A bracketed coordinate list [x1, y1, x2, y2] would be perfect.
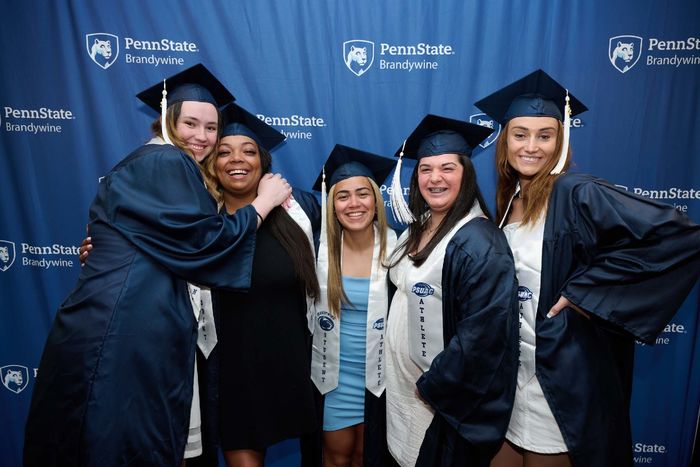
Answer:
[174, 101, 219, 162]
[506, 116, 559, 186]
[332, 176, 376, 233]
[215, 135, 263, 203]
[416, 153, 464, 216]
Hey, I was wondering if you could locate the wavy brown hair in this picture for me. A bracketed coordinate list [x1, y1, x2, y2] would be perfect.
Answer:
[204, 140, 320, 300]
[495, 120, 571, 226]
[325, 178, 389, 316]
[150, 102, 222, 198]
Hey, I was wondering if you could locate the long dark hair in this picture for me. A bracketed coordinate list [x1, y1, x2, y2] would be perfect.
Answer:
[389, 154, 492, 268]
[258, 146, 320, 300]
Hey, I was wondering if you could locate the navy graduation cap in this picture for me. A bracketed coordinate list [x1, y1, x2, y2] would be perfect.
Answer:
[136, 63, 235, 113]
[474, 69, 588, 177]
[221, 103, 286, 152]
[473, 69, 587, 125]
[395, 114, 494, 160]
[313, 144, 396, 192]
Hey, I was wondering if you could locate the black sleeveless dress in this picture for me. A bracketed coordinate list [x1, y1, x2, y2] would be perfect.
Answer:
[217, 222, 317, 450]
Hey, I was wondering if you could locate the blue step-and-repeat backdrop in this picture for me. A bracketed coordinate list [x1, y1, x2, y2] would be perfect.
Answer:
[1, 1, 699, 466]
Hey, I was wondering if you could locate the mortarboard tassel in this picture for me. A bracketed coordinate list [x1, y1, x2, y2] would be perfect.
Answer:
[550, 91, 570, 175]
[318, 166, 328, 271]
[316, 166, 329, 315]
[320, 166, 327, 251]
[390, 140, 416, 224]
[160, 79, 174, 146]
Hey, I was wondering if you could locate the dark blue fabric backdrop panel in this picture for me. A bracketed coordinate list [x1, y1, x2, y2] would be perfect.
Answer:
[1, 1, 698, 466]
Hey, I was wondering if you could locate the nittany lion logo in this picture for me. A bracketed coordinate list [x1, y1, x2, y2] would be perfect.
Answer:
[86, 33, 120, 70]
[469, 113, 501, 148]
[609, 35, 642, 74]
[1, 365, 29, 394]
[318, 315, 335, 331]
[517, 286, 533, 302]
[0, 240, 16, 272]
[343, 40, 375, 76]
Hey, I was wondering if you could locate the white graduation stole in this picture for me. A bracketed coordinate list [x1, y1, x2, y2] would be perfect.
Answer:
[284, 196, 316, 333]
[309, 197, 335, 393]
[406, 203, 484, 371]
[311, 225, 395, 396]
[500, 189, 545, 389]
[365, 229, 396, 396]
[187, 284, 217, 358]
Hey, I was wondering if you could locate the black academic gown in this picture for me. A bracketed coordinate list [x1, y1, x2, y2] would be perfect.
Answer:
[412, 217, 520, 467]
[529, 173, 700, 467]
[24, 143, 258, 467]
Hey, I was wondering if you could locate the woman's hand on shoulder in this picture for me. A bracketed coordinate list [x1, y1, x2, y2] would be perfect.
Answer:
[251, 173, 292, 222]
[258, 173, 292, 207]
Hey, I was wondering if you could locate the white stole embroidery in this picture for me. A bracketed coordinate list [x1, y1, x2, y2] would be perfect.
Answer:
[187, 285, 217, 358]
[311, 225, 396, 396]
[406, 203, 484, 371]
[365, 229, 396, 396]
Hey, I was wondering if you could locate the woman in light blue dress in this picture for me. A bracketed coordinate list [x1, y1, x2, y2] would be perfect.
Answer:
[310, 145, 397, 467]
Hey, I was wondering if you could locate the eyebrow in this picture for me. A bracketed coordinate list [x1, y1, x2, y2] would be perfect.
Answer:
[218, 141, 257, 150]
[419, 161, 458, 169]
[510, 125, 557, 132]
[180, 114, 218, 125]
[336, 187, 372, 195]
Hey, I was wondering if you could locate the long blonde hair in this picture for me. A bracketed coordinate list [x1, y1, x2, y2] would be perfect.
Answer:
[151, 102, 222, 198]
[326, 178, 388, 317]
[495, 119, 571, 226]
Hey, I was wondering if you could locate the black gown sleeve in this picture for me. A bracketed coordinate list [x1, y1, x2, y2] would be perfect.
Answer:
[93, 146, 257, 290]
[560, 178, 700, 343]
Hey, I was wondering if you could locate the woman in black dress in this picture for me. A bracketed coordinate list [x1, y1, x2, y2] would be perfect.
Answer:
[204, 103, 321, 467]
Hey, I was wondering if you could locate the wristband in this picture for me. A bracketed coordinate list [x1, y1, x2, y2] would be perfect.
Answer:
[255, 211, 264, 224]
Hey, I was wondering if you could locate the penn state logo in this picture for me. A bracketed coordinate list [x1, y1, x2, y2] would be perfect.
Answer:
[411, 282, 435, 297]
[469, 113, 501, 148]
[0, 240, 16, 272]
[1, 365, 29, 394]
[517, 286, 533, 302]
[86, 33, 120, 70]
[609, 35, 642, 74]
[318, 315, 335, 331]
[343, 40, 375, 76]
[372, 318, 385, 330]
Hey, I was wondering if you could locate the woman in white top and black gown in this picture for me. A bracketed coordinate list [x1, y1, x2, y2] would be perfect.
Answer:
[384, 114, 520, 467]
[475, 69, 700, 467]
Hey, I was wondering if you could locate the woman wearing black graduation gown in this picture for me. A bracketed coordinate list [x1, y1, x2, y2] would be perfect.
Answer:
[202, 103, 321, 467]
[23, 65, 292, 467]
[384, 115, 519, 467]
[475, 70, 700, 467]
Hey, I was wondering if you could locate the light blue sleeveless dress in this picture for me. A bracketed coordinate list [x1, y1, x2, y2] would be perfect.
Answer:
[323, 276, 370, 431]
